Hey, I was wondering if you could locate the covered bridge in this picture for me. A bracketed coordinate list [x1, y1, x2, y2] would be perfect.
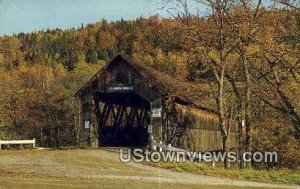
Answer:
[75, 55, 237, 151]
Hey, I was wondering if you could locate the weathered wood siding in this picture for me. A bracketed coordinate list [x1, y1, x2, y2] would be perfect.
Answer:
[169, 104, 237, 151]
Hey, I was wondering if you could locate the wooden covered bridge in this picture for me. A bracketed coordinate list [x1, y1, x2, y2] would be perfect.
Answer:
[75, 55, 237, 151]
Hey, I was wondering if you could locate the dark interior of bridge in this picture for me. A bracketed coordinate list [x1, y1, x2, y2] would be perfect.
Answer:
[96, 92, 150, 147]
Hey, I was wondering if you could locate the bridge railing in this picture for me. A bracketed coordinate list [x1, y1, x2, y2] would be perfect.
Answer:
[150, 137, 186, 153]
[0, 139, 36, 150]
[150, 137, 221, 166]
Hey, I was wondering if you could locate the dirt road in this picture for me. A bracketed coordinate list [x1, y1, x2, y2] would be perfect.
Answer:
[0, 149, 297, 189]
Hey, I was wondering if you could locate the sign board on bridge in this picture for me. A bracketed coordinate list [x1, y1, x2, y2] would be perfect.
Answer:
[152, 108, 162, 118]
[147, 125, 153, 133]
[84, 120, 90, 129]
[107, 85, 134, 92]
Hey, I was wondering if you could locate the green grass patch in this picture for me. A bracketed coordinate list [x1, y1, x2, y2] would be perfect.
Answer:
[145, 161, 300, 185]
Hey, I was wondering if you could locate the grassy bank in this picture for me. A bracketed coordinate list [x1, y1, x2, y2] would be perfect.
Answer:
[145, 162, 300, 185]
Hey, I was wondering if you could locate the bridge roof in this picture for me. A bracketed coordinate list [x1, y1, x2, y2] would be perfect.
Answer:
[75, 54, 217, 114]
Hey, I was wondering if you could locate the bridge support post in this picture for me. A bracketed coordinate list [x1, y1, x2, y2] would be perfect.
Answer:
[89, 91, 99, 148]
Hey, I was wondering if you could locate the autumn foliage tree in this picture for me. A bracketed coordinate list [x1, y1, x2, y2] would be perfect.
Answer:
[162, 0, 300, 169]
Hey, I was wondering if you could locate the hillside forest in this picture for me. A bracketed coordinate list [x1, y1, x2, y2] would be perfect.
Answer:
[0, 0, 299, 169]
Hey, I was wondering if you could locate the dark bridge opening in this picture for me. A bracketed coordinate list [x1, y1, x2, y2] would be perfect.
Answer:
[96, 92, 150, 147]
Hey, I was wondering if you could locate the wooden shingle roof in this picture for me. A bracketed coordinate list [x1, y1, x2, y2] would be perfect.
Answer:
[76, 54, 217, 114]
